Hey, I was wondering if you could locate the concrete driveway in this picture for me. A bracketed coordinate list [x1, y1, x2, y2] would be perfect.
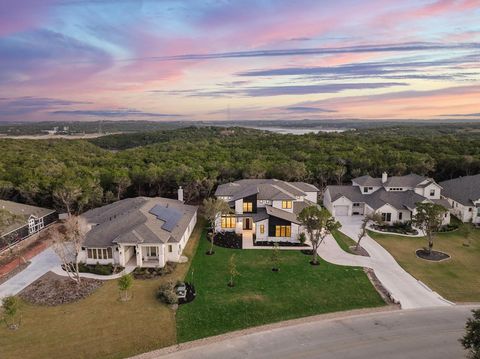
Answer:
[0, 247, 61, 299]
[317, 215, 451, 309]
[132, 306, 476, 359]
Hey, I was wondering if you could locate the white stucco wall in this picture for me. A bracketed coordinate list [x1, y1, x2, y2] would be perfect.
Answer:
[305, 191, 318, 203]
[255, 219, 268, 241]
[331, 196, 353, 217]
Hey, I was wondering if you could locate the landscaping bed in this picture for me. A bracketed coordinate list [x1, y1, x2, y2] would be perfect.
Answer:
[77, 262, 124, 275]
[133, 262, 177, 279]
[254, 240, 308, 247]
[415, 249, 451, 261]
[371, 222, 418, 235]
[211, 232, 243, 249]
[19, 272, 103, 306]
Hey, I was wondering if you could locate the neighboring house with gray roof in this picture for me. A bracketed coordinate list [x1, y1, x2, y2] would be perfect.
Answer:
[0, 200, 57, 252]
[439, 174, 480, 224]
[214, 179, 319, 244]
[323, 172, 450, 225]
[79, 194, 197, 268]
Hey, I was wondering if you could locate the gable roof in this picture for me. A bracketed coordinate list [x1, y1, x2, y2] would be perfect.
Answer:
[352, 173, 430, 188]
[0, 200, 55, 236]
[439, 174, 480, 206]
[83, 197, 197, 247]
[215, 179, 318, 201]
[328, 186, 432, 211]
[265, 205, 301, 224]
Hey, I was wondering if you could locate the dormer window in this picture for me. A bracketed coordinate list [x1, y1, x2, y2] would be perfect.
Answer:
[282, 200, 292, 209]
[429, 189, 435, 196]
[363, 187, 368, 193]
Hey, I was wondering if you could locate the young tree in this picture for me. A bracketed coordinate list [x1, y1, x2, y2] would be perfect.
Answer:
[270, 242, 280, 272]
[298, 206, 340, 265]
[202, 197, 231, 255]
[357, 212, 382, 251]
[460, 309, 480, 359]
[412, 202, 447, 254]
[52, 216, 88, 285]
[2, 296, 20, 330]
[228, 254, 240, 287]
[118, 273, 133, 301]
[462, 219, 474, 247]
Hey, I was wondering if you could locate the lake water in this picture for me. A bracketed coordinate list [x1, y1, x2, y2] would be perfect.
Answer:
[244, 126, 349, 135]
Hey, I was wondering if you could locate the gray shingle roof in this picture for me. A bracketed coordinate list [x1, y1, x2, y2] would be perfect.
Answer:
[0, 200, 55, 235]
[215, 179, 317, 201]
[82, 197, 197, 247]
[439, 174, 480, 206]
[265, 205, 301, 224]
[352, 173, 430, 188]
[328, 186, 432, 211]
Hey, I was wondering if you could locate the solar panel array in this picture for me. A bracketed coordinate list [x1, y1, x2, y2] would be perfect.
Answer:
[149, 205, 182, 232]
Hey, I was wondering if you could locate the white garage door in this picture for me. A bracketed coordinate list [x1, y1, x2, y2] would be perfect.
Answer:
[334, 205, 349, 216]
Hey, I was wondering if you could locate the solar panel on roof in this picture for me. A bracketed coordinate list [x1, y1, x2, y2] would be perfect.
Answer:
[149, 205, 182, 232]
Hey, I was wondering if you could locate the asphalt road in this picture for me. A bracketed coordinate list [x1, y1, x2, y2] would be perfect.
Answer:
[149, 306, 477, 359]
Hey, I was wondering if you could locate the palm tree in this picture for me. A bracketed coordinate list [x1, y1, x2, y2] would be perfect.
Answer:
[203, 198, 232, 255]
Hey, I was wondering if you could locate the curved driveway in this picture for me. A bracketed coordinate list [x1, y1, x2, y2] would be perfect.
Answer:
[318, 216, 451, 309]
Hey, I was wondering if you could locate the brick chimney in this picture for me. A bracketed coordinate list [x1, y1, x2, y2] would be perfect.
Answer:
[178, 186, 184, 203]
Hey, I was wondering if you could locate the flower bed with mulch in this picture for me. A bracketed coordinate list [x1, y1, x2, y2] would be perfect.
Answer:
[19, 272, 103, 306]
[211, 232, 243, 249]
[133, 262, 177, 279]
[255, 240, 308, 247]
[415, 249, 451, 261]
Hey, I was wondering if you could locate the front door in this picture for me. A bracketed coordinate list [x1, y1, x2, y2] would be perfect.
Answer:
[243, 217, 252, 230]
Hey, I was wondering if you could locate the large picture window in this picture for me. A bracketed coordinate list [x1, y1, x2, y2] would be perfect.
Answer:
[221, 215, 236, 228]
[243, 202, 253, 212]
[282, 200, 292, 209]
[275, 225, 291, 237]
[87, 247, 113, 260]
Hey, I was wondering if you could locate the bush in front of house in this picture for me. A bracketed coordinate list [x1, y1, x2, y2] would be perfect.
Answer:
[372, 221, 419, 235]
[133, 262, 177, 279]
[438, 222, 459, 233]
[70, 262, 124, 275]
[157, 281, 178, 305]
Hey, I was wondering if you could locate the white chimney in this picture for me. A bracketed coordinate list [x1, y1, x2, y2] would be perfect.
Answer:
[382, 172, 388, 184]
[178, 186, 184, 203]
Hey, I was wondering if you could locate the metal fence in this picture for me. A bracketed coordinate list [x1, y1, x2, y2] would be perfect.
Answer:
[0, 212, 57, 253]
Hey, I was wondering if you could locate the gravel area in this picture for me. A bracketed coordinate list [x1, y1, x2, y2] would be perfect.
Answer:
[19, 271, 103, 306]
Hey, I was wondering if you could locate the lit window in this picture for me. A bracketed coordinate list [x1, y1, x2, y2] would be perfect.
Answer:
[221, 215, 236, 228]
[275, 225, 291, 237]
[243, 202, 253, 212]
[282, 200, 292, 209]
[260, 224, 265, 234]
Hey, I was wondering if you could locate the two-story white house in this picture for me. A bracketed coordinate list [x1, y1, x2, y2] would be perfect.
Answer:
[440, 174, 480, 224]
[323, 173, 451, 225]
[214, 179, 319, 244]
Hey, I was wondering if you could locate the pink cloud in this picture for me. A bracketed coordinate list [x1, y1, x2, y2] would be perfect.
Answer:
[0, 0, 55, 36]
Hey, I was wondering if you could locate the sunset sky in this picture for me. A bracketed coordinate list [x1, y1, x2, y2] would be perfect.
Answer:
[0, 0, 479, 122]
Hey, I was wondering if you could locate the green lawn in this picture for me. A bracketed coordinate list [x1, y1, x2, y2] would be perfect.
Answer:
[0, 220, 204, 359]
[369, 227, 480, 302]
[332, 229, 357, 253]
[176, 232, 385, 342]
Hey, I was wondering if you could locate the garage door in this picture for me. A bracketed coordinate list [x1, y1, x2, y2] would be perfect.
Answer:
[334, 205, 349, 216]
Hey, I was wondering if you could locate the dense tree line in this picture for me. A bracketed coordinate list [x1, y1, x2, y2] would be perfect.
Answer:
[0, 126, 479, 213]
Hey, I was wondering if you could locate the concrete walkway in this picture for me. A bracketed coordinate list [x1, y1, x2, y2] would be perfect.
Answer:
[50, 261, 137, 280]
[0, 247, 61, 299]
[317, 216, 452, 309]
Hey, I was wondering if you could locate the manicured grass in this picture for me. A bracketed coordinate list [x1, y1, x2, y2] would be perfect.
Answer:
[176, 232, 385, 342]
[369, 227, 480, 302]
[0, 220, 204, 359]
[332, 229, 357, 253]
